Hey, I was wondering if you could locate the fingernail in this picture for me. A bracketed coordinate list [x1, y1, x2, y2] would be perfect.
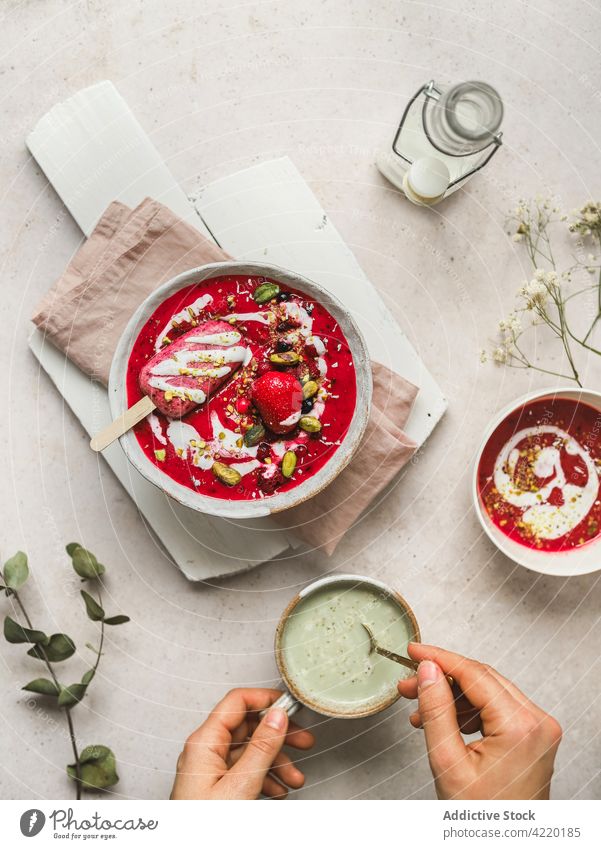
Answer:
[418, 660, 442, 690]
[264, 707, 287, 731]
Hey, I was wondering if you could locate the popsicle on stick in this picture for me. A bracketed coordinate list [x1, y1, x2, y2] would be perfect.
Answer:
[90, 320, 249, 452]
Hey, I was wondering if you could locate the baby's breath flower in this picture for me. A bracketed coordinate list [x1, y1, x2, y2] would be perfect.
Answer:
[499, 312, 522, 335]
[569, 201, 601, 237]
[520, 278, 548, 309]
[492, 196, 601, 385]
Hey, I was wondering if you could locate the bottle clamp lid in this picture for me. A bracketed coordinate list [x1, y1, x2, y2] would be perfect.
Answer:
[403, 156, 450, 206]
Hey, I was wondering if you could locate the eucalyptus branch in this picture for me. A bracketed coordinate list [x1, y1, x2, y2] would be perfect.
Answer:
[9, 588, 82, 797]
[1, 546, 130, 797]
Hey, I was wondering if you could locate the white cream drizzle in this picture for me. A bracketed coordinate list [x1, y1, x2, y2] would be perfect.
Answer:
[147, 412, 167, 445]
[307, 334, 326, 355]
[154, 295, 214, 351]
[279, 411, 302, 427]
[149, 378, 206, 404]
[185, 330, 242, 346]
[149, 346, 248, 376]
[283, 301, 313, 335]
[166, 421, 202, 460]
[230, 459, 261, 477]
[272, 438, 304, 458]
[493, 425, 599, 540]
[227, 311, 273, 325]
[312, 400, 326, 420]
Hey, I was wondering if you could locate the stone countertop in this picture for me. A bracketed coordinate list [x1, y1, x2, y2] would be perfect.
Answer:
[1, 0, 600, 800]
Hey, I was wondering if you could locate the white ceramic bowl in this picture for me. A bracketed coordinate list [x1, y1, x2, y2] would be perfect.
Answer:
[108, 261, 372, 519]
[472, 386, 601, 576]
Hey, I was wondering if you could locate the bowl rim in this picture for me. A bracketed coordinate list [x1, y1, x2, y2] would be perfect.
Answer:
[108, 260, 373, 519]
[274, 573, 421, 719]
[472, 385, 601, 576]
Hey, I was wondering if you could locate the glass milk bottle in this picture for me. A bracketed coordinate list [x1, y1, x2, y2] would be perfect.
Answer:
[376, 80, 503, 206]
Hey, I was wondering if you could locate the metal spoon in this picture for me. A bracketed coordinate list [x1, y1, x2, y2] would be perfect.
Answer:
[361, 623, 454, 686]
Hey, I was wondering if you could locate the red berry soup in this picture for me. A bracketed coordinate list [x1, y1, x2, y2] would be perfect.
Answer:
[477, 398, 601, 551]
[126, 275, 357, 501]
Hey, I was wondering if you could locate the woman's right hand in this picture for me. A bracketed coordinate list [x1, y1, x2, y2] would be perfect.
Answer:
[398, 644, 563, 800]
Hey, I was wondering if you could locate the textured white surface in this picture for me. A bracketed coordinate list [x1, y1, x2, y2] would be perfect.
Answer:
[1, 0, 600, 802]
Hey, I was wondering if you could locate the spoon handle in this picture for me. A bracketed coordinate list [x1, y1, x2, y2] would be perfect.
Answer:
[374, 646, 419, 671]
[375, 647, 454, 687]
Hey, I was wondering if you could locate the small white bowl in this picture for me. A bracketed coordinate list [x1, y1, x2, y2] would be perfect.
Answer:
[108, 261, 372, 520]
[472, 386, 601, 576]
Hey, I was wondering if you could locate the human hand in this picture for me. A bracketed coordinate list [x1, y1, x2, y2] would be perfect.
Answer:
[171, 688, 315, 799]
[397, 644, 562, 800]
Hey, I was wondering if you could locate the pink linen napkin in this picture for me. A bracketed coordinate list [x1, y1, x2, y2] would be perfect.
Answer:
[274, 363, 418, 554]
[32, 199, 418, 554]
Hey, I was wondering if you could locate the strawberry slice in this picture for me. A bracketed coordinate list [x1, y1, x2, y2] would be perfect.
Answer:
[139, 319, 248, 417]
[251, 371, 303, 435]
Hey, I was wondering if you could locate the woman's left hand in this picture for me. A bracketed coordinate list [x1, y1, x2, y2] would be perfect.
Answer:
[171, 688, 315, 799]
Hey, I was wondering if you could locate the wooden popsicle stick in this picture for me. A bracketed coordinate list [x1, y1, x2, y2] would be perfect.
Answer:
[90, 395, 156, 452]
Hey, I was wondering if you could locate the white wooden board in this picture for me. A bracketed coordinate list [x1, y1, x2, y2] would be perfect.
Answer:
[26, 81, 447, 581]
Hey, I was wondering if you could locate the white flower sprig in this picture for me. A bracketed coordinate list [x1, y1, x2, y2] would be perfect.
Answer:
[483, 199, 601, 385]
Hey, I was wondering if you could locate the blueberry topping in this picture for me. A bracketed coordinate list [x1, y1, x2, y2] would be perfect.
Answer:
[301, 398, 314, 414]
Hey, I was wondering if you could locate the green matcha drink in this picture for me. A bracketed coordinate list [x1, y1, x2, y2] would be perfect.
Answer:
[279, 580, 417, 715]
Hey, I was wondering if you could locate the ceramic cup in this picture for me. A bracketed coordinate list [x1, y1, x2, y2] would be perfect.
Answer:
[269, 573, 421, 719]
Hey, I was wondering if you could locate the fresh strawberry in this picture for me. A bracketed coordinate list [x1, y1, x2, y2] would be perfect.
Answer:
[251, 371, 303, 435]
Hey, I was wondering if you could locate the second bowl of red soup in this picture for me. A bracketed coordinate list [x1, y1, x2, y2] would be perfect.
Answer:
[473, 388, 601, 575]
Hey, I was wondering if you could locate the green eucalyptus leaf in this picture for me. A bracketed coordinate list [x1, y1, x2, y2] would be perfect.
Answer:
[103, 615, 130, 626]
[80, 590, 104, 621]
[65, 542, 82, 556]
[4, 616, 48, 645]
[22, 678, 59, 697]
[81, 668, 95, 686]
[3, 552, 29, 590]
[27, 633, 75, 662]
[58, 683, 87, 708]
[67, 745, 119, 789]
[71, 548, 105, 580]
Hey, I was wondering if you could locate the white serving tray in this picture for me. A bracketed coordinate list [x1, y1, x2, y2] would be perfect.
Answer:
[26, 81, 446, 580]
